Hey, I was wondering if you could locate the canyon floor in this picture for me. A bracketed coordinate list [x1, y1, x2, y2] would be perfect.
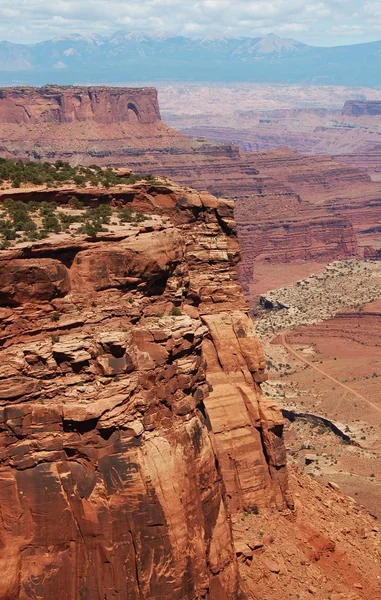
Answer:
[254, 263, 381, 522]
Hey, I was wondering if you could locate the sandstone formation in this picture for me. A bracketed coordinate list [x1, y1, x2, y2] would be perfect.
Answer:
[1, 176, 381, 599]
[243, 149, 381, 258]
[0, 86, 161, 124]
[1, 85, 379, 300]
[0, 86, 187, 161]
[0, 257, 71, 305]
[0, 181, 292, 600]
[342, 100, 381, 116]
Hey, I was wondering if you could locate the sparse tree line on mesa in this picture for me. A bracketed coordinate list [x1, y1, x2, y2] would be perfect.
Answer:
[0, 158, 164, 248]
[0, 198, 150, 249]
[0, 158, 160, 189]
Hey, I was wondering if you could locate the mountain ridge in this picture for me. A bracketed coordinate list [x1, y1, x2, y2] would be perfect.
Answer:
[2, 32, 381, 86]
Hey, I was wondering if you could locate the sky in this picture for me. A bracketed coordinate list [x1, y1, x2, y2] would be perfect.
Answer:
[0, 0, 380, 46]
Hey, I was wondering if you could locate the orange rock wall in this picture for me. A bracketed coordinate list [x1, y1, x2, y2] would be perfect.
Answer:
[0, 86, 161, 124]
[0, 183, 292, 600]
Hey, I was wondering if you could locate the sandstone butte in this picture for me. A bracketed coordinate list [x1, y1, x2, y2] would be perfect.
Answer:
[342, 100, 381, 117]
[1, 86, 381, 300]
[0, 179, 381, 600]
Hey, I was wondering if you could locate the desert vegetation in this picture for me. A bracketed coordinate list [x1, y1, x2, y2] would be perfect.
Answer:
[0, 196, 149, 248]
[0, 158, 160, 189]
[254, 260, 381, 339]
[0, 159, 165, 247]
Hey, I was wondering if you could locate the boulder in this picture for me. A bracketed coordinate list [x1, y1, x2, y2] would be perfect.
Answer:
[0, 258, 70, 305]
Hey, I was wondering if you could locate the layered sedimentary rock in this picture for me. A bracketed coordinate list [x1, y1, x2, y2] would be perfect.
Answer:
[0, 86, 161, 124]
[342, 100, 381, 116]
[0, 181, 292, 600]
[1, 85, 377, 294]
[245, 148, 371, 202]
[336, 146, 381, 175]
[239, 149, 381, 256]
[236, 215, 357, 296]
[0, 86, 188, 160]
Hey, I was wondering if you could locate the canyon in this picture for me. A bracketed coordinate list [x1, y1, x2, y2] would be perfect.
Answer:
[160, 84, 381, 177]
[2, 85, 381, 294]
[0, 176, 380, 600]
[1, 85, 381, 599]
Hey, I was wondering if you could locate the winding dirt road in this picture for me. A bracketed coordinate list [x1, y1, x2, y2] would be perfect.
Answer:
[280, 331, 381, 416]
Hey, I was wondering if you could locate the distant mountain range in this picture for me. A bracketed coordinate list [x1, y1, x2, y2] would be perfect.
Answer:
[1, 32, 381, 87]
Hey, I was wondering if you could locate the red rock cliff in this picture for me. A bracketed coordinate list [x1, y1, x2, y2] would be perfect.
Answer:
[0, 86, 161, 125]
[342, 100, 381, 116]
[0, 181, 292, 600]
[0, 86, 373, 298]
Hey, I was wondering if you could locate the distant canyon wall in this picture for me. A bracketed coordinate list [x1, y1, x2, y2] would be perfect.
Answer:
[0, 85, 377, 298]
[0, 86, 161, 125]
[342, 100, 381, 117]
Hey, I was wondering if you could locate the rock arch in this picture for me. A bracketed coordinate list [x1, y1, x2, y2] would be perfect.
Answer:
[127, 102, 140, 123]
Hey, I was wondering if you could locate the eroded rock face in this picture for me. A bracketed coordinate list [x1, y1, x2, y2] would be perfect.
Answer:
[0, 257, 71, 305]
[202, 311, 292, 511]
[70, 228, 184, 293]
[0, 86, 161, 125]
[0, 317, 239, 600]
[0, 183, 292, 599]
[342, 100, 381, 116]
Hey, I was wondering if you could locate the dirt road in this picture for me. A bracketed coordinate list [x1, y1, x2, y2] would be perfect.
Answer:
[280, 331, 381, 416]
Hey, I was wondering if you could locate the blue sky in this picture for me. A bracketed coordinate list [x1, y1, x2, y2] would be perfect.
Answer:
[0, 0, 380, 46]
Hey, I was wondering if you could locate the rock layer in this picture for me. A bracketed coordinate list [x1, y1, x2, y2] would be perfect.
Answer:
[0, 85, 377, 298]
[0, 86, 161, 124]
[342, 100, 381, 116]
[0, 182, 292, 600]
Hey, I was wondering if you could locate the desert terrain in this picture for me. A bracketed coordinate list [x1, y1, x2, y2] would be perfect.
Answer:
[1, 163, 381, 599]
[1, 84, 381, 599]
[159, 83, 381, 177]
[253, 264, 381, 520]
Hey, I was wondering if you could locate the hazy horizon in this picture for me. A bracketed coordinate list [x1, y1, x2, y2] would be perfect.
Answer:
[2, 30, 381, 49]
[1, 0, 380, 47]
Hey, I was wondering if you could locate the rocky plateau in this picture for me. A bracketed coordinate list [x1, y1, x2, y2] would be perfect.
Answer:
[2, 85, 381, 305]
[0, 173, 380, 600]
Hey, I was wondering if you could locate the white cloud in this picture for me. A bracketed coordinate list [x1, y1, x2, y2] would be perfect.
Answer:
[0, 0, 379, 45]
[329, 24, 365, 36]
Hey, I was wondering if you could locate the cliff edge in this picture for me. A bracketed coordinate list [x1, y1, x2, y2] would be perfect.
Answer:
[0, 176, 380, 600]
[0, 86, 161, 124]
[0, 180, 292, 600]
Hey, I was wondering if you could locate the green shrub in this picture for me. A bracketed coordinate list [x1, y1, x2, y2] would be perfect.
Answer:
[118, 206, 134, 223]
[0, 157, 157, 190]
[59, 213, 82, 229]
[39, 201, 57, 217]
[2, 200, 36, 232]
[42, 213, 61, 233]
[118, 206, 149, 224]
[80, 222, 99, 237]
[68, 197, 84, 209]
